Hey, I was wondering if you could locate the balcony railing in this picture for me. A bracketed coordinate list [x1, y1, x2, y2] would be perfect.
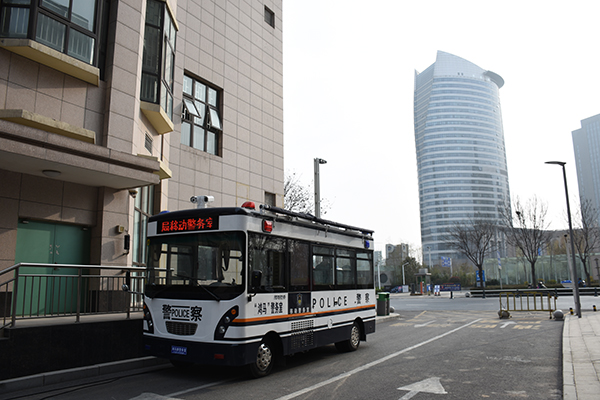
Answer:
[0, 263, 146, 332]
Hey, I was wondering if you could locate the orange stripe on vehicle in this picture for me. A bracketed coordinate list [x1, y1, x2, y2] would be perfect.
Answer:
[235, 304, 375, 323]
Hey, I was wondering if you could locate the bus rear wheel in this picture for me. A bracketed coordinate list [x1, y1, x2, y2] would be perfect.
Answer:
[335, 321, 361, 352]
[249, 339, 274, 378]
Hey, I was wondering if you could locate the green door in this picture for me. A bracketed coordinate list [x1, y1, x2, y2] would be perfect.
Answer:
[15, 220, 91, 315]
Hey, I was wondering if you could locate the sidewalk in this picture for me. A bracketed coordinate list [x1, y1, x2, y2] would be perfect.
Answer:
[563, 311, 600, 399]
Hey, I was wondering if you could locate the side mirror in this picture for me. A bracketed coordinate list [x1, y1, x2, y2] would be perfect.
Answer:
[251, 270, 262, 292]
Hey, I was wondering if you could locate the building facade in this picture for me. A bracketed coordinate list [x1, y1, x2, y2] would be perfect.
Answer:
[0, 1, 283, 275]
[572, 113, 600, 226]
[413, 51, 510, 265]
[385, 243, 409, 265]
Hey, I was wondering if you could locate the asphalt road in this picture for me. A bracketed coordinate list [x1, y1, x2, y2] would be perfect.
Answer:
[4, 294, 572, 400]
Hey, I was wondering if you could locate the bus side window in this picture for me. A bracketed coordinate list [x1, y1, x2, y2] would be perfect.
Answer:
[290, 241, 309, 291]
[248, 234, 286, 292]
[336, 249, 356, 288]
[357, 251, 373, 288]
[313, 246, 334, 289]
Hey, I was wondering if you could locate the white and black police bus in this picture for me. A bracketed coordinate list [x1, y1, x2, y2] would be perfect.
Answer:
[140, 196, 375, 377]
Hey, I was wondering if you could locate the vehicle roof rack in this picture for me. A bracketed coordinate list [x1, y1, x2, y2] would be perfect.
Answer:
[259, 204, 374, 236]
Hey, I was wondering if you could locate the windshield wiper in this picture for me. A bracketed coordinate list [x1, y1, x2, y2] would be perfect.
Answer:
[173, 274, 222, 301]
[145, 284, 171, 299]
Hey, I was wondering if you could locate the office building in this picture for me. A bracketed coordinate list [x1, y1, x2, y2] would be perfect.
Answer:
[0, 1, 283, 275]
[413, 51, 510, 265]
[572, 113, 600, 226]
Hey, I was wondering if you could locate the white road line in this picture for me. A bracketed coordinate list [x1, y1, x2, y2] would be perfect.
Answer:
[274, 318, 482, 400]
[165, 379, 232, 398]
[414, 320, 435, 327]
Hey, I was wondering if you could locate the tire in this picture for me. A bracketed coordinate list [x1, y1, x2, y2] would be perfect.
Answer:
[249, 339, 274, 378]
[335, 321, 361, 352]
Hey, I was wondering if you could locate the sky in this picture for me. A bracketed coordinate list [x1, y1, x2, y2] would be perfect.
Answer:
[281, 0, 600, 259]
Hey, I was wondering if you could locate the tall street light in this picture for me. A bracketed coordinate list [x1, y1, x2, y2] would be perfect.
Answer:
[545, 161, 581, 318]
[401, 261, 409, 286]
[314, 158, 327, 218]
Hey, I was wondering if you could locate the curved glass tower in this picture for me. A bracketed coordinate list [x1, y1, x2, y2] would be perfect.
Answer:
[414, 51, 510, 266]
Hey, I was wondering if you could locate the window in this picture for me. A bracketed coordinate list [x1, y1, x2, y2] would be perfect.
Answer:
[141, 0, 176, 121]
[0, 0, 107, 66]
[181, 74, 222, 155]
[264, 6, 275, 28]
[336, 248, 356, 288]
[312, 245, 373, 291]
[249, 234, 286, 292]
[357, 251, 373, 288]
[313, 246, 334, 288]
[289, 241, 309, 291]
[144, 132, 153, 153]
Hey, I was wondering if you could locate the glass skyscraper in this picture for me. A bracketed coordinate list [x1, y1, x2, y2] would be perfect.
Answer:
[572, 113, 600, 226]
[414, 51, 511, 266]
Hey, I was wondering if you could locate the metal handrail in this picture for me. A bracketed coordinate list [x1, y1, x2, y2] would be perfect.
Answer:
[0, 263, 146, 331]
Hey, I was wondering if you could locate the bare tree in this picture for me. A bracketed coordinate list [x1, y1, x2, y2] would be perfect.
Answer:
[284, 172, 330, 215]
[444, 215, 497, 297]
[572, 198, 600, 284]
[284, 172, 314, 214]
[501, 196, 552, 286]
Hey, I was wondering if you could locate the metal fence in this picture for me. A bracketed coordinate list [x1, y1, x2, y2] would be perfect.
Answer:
[499, 291, 557, 319]
[0, 263, 146, 331]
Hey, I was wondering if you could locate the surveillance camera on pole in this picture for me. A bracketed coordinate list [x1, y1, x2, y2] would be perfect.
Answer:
[190, 195, 214, 209]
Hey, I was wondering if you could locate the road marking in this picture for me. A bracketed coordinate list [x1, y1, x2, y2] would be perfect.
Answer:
[168, 379, 231, 397]
[398, 377, 447, 399]
[471, 324, 497, 329]
[274, 318, 482, 400]
[500, 321, 516, 328]
[129, 379, 232, 399]
[414, 320, 435, 327]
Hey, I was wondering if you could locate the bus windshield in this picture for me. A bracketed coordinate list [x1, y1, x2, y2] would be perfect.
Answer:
[146, 231, 245, 300]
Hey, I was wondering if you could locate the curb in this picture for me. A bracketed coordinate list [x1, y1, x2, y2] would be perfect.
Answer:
[562, 314, 576, 399]
[0, 356, 169, 395]
[375, 312, 400, 322]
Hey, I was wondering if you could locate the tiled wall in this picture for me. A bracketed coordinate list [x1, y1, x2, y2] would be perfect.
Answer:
[168, 0, 284, 211]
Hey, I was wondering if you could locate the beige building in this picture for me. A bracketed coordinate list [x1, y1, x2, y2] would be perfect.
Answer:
[0, 0, 284, 273]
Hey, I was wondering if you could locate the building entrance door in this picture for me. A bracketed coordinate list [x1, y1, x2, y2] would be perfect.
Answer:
[14, 220, 91, 315]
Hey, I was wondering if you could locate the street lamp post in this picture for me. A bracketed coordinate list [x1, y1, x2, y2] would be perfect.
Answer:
[426, 246, 432, 268]
[314, 158, 327, 218]
[545, 161, 581, 318]
[401, 261, 409, 286]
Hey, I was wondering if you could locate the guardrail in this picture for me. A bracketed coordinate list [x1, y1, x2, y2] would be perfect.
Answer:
[0, 263, 146, 332]
[499, 291, 557, 319]
[470, 287, 600, 298]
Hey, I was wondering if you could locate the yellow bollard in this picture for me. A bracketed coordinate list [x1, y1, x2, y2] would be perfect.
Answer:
[570, 308, 574, 315]
[594, 305, 597, 312]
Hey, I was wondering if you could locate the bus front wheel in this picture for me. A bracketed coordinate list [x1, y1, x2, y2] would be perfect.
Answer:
[249, 339, 274, 378]
[335, 321, 361, 352]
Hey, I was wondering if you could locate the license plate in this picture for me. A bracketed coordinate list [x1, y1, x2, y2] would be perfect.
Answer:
[171, 345, 187, 355]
